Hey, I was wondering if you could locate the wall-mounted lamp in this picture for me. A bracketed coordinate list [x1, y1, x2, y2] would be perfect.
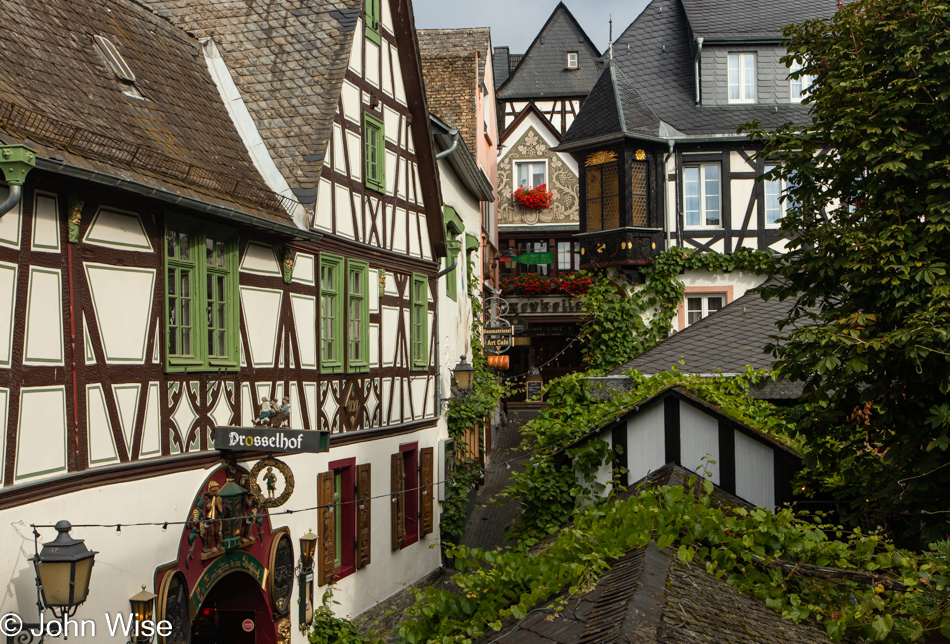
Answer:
[31, 521, 98, 619]
[297, 530, 317, 633]
[128, 585, 157, 643]
[441, 355, 477, 410]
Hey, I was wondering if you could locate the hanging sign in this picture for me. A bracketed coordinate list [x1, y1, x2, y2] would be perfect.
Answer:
[513, 252, 554, 265]
[215, 427, 330, 453]
[483, 327, 513, 353]
[509, 317, 529, 333]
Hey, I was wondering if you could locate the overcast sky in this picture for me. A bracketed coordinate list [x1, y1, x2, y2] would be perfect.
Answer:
[413, 0, 651, 55]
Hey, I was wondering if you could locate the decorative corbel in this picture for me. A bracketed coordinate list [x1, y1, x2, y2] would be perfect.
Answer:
[282, 248, 295, 284]
[68, 195, 84, 244]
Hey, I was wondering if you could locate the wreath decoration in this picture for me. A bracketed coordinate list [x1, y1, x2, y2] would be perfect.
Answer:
[249, 457, 296, 508]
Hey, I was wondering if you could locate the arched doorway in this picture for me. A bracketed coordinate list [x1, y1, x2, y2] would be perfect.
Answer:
[191, 571, 276, 644]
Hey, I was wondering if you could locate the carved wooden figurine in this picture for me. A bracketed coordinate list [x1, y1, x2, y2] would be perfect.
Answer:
[253, 397, 273, 426]
[202, 480, 224, 553]
[270, 396, 291, 428]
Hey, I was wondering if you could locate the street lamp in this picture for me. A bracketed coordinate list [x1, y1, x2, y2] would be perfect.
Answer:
[128, 585, 157, 643]
[452, 355, 475, 393]
[31, 520, 97, 618]
[297, 530, 317, 633]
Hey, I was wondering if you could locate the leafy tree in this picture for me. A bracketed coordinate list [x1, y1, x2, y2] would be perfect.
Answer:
[746, 0, 950, 539]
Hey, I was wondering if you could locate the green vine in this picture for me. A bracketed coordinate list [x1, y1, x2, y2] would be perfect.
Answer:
[440, 269, 511, 547]
[499, 368, 793, 541]
[578, 247, 774, 372]
[397, 478, 950, 643]
[308, 589, 384, 643]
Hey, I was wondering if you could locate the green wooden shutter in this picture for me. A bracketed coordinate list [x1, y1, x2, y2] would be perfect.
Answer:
[364, 113, 385, 193]
[365, 0, 381, 45]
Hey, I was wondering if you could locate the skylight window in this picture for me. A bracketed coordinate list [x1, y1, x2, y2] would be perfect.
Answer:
[567, 52, 579, 69]
[93, 35, 136, 84]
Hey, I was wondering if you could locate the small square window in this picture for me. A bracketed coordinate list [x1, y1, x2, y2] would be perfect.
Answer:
[728, 53, 756, 104]
[686, 294, 724, 327]
[683, 164, 721, 228]
[567, 52, 579, 69]
[515, 160, 546, 190]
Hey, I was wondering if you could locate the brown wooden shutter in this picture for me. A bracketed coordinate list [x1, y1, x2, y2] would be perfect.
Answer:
[391, 453, 405, 550]
[317, 471, 335, 586]
[420, 447, 434, 536]
[356, 464, 371, 568]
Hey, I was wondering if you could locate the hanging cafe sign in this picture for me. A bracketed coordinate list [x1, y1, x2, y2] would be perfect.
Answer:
[483, 322, 514, 355]
[214, 427, 330, 453]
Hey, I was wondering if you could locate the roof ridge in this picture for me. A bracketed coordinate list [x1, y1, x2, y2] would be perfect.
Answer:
[496, 1, 601, 98]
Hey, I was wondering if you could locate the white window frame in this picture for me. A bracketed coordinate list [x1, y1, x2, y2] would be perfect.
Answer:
[557, 241, 581, 271]
[728, 53, 756, 104]
[789, 60, 813, 102]
[763, 164, 783, 227]
[514, 159, 548, 190]
[567, 52, 579, 69]
[683, 163, 721, 229]
[686, 294, 725, 327]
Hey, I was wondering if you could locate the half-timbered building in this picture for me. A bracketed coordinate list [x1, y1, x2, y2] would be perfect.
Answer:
[0, 0, 463, 640]
[491, 3, 600, 400]
[557, 0, 836, 330]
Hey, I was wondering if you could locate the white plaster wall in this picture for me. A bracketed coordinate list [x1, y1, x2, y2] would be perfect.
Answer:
[0, 427, 447, 640]
[678, 269, 765, 302]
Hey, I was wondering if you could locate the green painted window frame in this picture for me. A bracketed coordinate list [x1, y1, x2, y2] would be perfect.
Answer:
[320, 253, 345, 374]
[163, 216, 239, 373]
[347, 260, 370, 372]
[365, 0, 381, 45]
[445, 240, 462, 302]
[410, 273, 429, 371]
[363, 113, 386, 193]
[333, 471, 343, 568]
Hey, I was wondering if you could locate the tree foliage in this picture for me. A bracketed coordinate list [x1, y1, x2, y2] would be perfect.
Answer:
[744, 0, 950, 539]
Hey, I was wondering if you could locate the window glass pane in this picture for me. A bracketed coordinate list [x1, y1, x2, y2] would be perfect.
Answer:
[178, 233, 189, 260]
[531, 163, 545, 188]
[206, 238, 214, 265]
[684, 167, 700, 227]
[764, 165, 782, 225]
[743, 54, 755, 100]
[181, 327, 191, 355]
[166, 230, 177, 258]
[728, 54, 739, 100]
[687, 297, 703, 326]
[704, 165, 720, 226]
[557, 242, 571, 270]
[167, 268, 176, 296]
[708, 296, 724, 313]
[517, 163, 529, 189]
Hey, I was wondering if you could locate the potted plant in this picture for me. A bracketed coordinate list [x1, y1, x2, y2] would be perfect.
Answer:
[512, 183, 553, 210]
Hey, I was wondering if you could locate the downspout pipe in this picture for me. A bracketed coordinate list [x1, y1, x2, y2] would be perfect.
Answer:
[694, 37, 704, 104]
[436, 257, 458, 278]
[663, 141, 675, 250]
[435, 129, 460, 160]
[0, 185, 22, 218]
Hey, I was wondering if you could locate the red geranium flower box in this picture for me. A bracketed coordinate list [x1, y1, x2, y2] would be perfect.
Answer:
[512, 184, 553, 210]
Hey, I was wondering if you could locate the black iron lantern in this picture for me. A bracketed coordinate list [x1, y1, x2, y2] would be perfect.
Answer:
[129, 585, 157, 642]
[452, 355, 475, 393]
[217, 479, 248, 553]
[299, 530, 317, 572]
[31, 521, 97, 617]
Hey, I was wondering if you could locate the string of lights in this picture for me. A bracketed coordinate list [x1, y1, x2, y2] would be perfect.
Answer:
[498, 335, 582, 383]
[19, 393, 647, 534]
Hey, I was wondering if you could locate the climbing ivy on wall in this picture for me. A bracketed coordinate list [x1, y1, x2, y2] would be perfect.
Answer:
[579, 247, 774, 372]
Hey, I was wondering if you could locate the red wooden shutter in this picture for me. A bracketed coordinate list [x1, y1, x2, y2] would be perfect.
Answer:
[391, 453, 405, 550]
[420, 447, 434, 536]
[317, 471, 335, 586]
[356, 464, 371, 568]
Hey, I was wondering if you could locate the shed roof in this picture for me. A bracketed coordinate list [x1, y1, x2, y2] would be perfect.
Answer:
[497, 2, 602, 100]
[0, 0, 294, 225]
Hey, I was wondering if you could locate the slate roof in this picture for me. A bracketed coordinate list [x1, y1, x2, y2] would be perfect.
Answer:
[0, 0, 293, 224]
[492, 46, 511, 90]
[419, 29, 490, 151]
[138, 0, 362, 205]
[610, 286, 790, 376]
[482, 466, 830, 643]
[559, 61, 662, 146]
[681, 0, 839, 41]
[561, 0, 833, 145]
[497, 2, 603, 100]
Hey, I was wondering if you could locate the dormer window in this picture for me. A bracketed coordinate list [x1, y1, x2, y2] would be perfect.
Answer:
[566, 52, 579, 69]
[93, 35, 144, 100]
[727, 53, 756, 104]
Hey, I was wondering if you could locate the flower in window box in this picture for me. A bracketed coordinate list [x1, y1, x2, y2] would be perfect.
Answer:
[512, 184, 553, 210]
